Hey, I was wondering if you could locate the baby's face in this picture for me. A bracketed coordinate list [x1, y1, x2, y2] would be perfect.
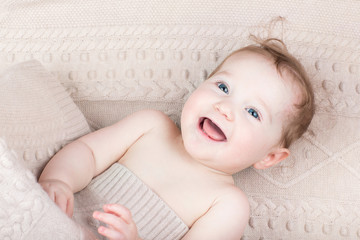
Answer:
[180, 50, 297, 174]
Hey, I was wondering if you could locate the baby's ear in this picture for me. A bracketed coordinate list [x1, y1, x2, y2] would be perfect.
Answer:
[253, 148, 290, 170]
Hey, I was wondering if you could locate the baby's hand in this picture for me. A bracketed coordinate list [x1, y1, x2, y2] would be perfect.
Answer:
[93, 204, 140, 240]
[38, 179, 74, 217]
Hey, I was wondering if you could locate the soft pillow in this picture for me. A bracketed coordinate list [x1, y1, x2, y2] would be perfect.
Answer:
[0, 60, 90, 178]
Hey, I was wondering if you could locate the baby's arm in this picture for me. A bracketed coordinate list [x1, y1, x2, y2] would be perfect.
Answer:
[39, 140, 96, 217]
[183, 187, 250, 240]
[39, 110, 166, 217]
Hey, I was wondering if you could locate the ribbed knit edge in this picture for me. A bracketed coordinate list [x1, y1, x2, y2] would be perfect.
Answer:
[88, 163, 189, 240]
[0, 60, 90, 144]
[0, 60, 91, 178]
[26, 60, 92, 142]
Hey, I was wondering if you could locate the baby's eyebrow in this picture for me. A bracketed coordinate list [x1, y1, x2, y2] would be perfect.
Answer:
[215, 71, 232, 79]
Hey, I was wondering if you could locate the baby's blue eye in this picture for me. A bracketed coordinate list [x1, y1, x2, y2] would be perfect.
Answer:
[247, 108, 260, 120]
[217, 83, 229, 94]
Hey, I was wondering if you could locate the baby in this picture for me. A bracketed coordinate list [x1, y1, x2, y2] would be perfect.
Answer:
[39, 37, 315, 240]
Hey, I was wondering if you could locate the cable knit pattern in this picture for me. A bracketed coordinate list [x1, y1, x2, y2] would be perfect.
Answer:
[0, 0, 359, 239]
[0, 139, 84, 240]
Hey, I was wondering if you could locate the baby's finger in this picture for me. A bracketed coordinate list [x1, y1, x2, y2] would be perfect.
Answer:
[97, 225, 124, 240]
[54, 193, 69, 216]
[93, 211, 129, 232]
[46, 188, 56, 202]
[66, 195, 74, 217]
[103, 204, 132, 224]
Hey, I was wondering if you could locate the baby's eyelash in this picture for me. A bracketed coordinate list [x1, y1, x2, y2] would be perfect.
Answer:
[217, 82, 229, 94]
[245, 107, 262, 121]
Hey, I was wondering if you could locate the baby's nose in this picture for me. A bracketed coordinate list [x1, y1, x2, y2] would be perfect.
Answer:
[214, 102, 234, 121]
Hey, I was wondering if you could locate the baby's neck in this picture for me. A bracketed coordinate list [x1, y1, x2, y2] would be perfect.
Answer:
[174, 135, 235, 183]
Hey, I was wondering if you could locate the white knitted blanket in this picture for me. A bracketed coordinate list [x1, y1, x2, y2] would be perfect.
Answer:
[0, 0, 360, 239]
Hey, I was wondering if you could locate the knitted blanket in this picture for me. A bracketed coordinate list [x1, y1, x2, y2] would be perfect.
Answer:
[0, 139, 86, 239]
[74, 163, 188, 240]
[1, 0, 360, 239]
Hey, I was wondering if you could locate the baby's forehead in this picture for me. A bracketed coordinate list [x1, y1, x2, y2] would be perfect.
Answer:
[238, 47, 280, 61]
[228, 50, 300, 87]
[218, 50, 277, 73]
[227, 49, 270, 62]
[220, 51, 300, 104]
[216, 50, 280, 79]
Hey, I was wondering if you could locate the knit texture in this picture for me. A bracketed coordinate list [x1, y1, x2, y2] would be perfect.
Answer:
[0, 0, 360, 239]
[74, 163, 189, 240]
[0, 138, 86, 240]
[0, 60, 90, 178]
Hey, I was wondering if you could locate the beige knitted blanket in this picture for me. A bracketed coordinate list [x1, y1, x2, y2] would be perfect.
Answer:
[1, 0, 360, 239]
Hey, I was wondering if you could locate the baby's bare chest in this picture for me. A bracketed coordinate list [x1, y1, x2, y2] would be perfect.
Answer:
[120, 135, 220, 227]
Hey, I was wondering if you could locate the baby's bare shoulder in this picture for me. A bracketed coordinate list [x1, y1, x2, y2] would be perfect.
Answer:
[212, 185, 250, 230]
[185, 185, 250, 239]
[137, 109, 178, 132]
[217, 185, 250, 214]
[134, 109, 174, 125]
[125, 110, 179, 141]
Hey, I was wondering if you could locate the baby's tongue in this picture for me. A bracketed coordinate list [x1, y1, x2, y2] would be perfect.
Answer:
[203, 118, 226, 141]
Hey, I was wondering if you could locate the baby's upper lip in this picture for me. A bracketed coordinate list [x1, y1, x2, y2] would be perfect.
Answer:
[199, 117, 227, 142]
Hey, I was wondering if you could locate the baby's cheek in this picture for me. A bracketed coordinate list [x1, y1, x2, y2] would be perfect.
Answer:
[234, 133, 267, 160]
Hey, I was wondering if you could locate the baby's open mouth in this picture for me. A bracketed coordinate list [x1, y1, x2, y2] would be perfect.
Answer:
[199, 117, 227, 142]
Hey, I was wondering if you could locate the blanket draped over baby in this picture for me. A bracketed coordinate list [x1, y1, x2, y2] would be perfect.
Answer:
[73, 163, 189, 240]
